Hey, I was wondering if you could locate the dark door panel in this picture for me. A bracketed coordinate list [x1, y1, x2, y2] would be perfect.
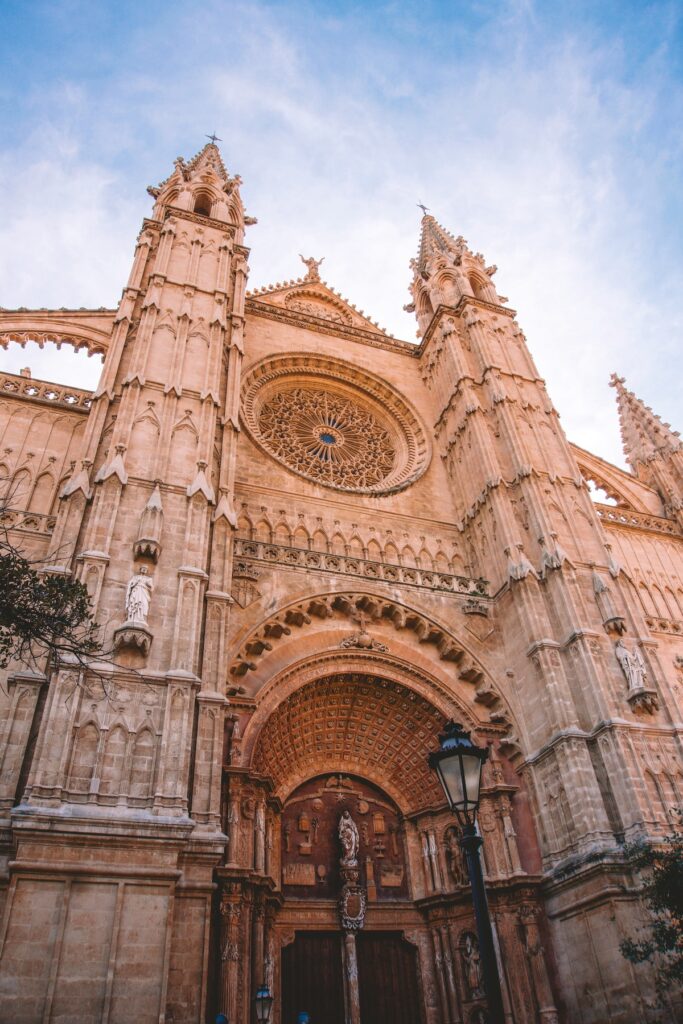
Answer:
[282, 931, 345, 1024]
[356, 931, 422, 1024]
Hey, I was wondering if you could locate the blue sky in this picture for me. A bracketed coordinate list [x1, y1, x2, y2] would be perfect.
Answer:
[1, 0, 682, 469]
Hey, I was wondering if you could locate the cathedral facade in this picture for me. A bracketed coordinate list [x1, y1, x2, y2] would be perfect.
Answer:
[0, 143, 681, 1024]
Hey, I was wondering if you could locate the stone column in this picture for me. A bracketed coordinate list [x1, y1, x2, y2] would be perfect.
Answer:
[218, 883, 242, 1022]
[342, 931, 361, 1024]
[421, 830, 434, 892]
[519, 904, 559, 1024]
[431, 928, 452, 1024]
[254, 794, 266, 873]
[252, 896, 266, 991]
[439, 925, 461, 1023]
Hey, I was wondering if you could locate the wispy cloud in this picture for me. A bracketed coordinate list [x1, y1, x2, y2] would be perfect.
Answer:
[0, 0, 681, 466]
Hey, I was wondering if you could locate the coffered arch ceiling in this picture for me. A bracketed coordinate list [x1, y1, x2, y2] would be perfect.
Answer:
[241, 642, 519, 809]
[251, 670, 450, 812]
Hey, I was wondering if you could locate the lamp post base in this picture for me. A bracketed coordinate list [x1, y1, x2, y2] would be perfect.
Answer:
[459, 824, 506, 1024]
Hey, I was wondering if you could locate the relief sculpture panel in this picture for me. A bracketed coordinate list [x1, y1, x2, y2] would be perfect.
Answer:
[281, 773, 408, 900]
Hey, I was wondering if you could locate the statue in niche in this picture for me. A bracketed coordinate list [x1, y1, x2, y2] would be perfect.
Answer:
[462, 932, 484, 999]
[125, 565, 153, 623]
[615, 640, 648, 690]
[445, 827, 465, 887]
[338, 809, 360, 868]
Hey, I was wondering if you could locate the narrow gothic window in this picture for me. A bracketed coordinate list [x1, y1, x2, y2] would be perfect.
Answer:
[194, 192, 212, 216]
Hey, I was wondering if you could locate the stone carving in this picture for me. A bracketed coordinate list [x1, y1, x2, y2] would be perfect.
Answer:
[125, 565, 153, 623]
[339, 883, 366, 931]
[505, 544, 537, 582]
[591, 566, 626, 634]
[241, 354, 431, 495]
[461, 932, 484, 999]
[339, 612, 389, 652]
[444, 826, 465, 887]
[257, 387, 396, 491]
[299, 253, 325, 281]
[286, 298, 349, 325]
[339, 809, 360, 868]
[615, 640, 647, 691]
[134, 482, 163, 562]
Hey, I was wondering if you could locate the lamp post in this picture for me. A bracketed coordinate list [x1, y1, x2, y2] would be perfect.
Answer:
[255, 983, 274, 1024]
[428, 721, 505, 1024]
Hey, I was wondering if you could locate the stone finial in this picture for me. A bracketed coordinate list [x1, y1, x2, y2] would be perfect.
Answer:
[134, 482, 164, 562]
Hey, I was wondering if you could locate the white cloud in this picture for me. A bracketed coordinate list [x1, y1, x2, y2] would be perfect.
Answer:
[1, 1, 681, 470]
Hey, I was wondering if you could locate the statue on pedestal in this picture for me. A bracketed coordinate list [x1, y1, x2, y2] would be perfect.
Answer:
[125, 565, 153, 623]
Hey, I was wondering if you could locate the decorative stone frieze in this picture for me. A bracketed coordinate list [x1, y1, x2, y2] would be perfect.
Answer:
[233, 538, 488, 598]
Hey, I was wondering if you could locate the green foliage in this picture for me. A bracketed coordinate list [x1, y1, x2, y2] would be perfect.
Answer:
[620, 822, 683, 996]
[0, 539, 101, 669]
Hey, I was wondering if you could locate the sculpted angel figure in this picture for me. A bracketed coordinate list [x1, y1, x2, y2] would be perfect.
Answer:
[338, 809, 360, 868]
[299, 254, 325, 281]
[125, 565, 153, 623]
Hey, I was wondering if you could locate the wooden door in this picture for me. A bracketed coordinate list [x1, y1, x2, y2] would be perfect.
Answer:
[281, 931, 345, 1024]
[356, 931, 423, 1024]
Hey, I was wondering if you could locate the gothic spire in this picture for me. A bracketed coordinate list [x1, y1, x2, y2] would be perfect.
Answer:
[405, 212, 502, 336]
[415, 213, 468, 278]
[146, 141, 256, 234]
[609, 373, 682, 470]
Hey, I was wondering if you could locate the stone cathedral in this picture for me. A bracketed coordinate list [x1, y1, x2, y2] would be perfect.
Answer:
[0, 142, 682, 1024]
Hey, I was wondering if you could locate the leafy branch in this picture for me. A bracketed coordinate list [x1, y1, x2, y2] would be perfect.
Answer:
[620, 819, 683, 998]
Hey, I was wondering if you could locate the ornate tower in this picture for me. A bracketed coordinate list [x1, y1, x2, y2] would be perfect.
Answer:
[2, 143, 254, 1022]
[412, 212, 682, 1021]
[610, 372, 683, 527]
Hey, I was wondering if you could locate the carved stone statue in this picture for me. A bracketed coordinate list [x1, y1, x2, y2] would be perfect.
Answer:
[444, 827, 464, 887]
[299, 254, 325, 282]
[462, 932, 484, 999]
[338, 809, 360, 868]
[615, 640, 647, 690]
[124, 565, 153, 623]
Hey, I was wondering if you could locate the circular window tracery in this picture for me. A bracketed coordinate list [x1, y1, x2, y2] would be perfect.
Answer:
[258, 387, 396, 489]
[241, 354, 431, 495]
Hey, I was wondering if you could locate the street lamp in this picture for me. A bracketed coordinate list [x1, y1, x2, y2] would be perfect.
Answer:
[428, 721, 505, 1024]
[255, 983, 273, 1023]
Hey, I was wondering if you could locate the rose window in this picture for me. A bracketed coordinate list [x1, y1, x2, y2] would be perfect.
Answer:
[241, 355, 431, 495]
[257, 388, 396, 489]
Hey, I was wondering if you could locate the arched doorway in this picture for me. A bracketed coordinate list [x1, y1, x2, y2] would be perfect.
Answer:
[278, 773, 423, 1024]
[214, 663, 559, 1024]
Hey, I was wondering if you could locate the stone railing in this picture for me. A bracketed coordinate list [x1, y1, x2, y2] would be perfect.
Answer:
[233, 537, 489, 597]
[0, 371, 92, 411]
[0, 509, 56, 535]
[594, 503, 679, 537]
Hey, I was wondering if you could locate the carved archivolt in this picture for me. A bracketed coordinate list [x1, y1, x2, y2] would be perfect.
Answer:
[230, 591, 483, 681]
[229, 592, 517, 743]
[241, 353, 431, 495]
